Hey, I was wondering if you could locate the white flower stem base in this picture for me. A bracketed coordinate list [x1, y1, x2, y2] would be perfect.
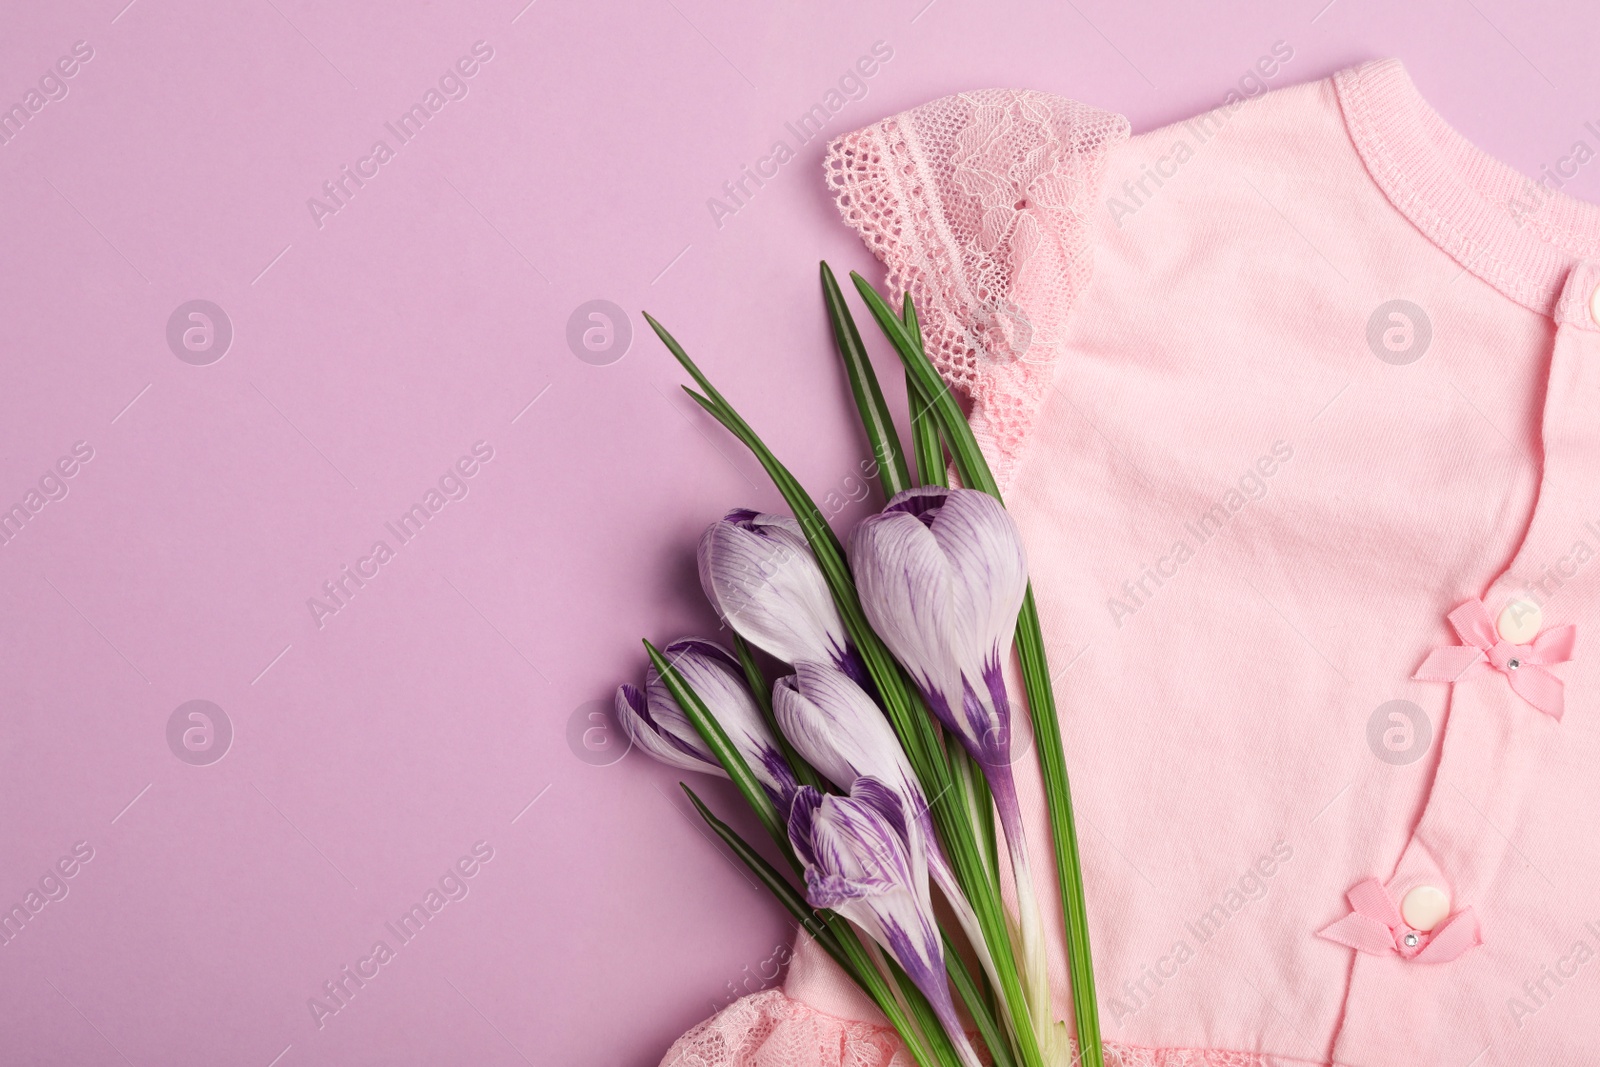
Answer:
[993, 774, 1059, 1063]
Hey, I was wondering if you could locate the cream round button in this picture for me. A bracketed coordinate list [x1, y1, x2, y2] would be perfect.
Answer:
[1401, 885, 1451, 932]
[1498, 599, 1542, 644]
[1590, 283, 1600, 328]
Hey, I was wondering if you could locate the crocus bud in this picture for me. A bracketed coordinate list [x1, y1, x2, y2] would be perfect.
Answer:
[848, 486, 1051, 1039]
[617, 637, 797, 807]
[698, 510, 869, 686]
[788, 778, 982, 1067]
[773, 662, 928, 814]
[615, 682, 722, 777]
[776, 661, 1000, 995]
[847, 487, 1028, 776]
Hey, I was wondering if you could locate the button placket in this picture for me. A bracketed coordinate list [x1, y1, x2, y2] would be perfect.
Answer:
[1328, 262, 1600, 979]
[1483, 261, 1600, 659]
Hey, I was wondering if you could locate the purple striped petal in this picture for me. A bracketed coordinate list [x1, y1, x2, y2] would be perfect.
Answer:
[699, 510, 860, 676]
[786, 786, 824, 869]
[850, 776, 912, 848]
[848, 487, 1028, 773]
[787, 778, 950, 1027]
[773, 663, 919, 799]
[625, 638, 797, 806]
[615, 683, 724, 777]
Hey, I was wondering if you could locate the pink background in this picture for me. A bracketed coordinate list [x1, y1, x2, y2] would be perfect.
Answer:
[0, 1, 1594, 1064]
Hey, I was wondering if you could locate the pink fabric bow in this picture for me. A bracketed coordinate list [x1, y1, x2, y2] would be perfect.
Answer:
[1317, 879, 1481, 963]
[1414, 599, 1575, 720]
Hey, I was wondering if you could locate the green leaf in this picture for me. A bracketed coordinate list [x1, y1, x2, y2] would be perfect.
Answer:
[731, 633, 773, 717]
[847, 273, 1105, 1067]
[902, 297, 948, 489]
[821, 261, 911, 500]
[951, 748, 999, 887]
[845, 277, 987, 494]
[944, 931, 1018, 1067]
[680, 784, 832, 953]
[1012, 594, 1101, 1062]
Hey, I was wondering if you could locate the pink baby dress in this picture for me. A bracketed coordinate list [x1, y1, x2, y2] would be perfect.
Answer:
[662, 58, 1600, 1067]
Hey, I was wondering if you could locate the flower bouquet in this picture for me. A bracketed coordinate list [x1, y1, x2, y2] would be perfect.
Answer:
[615, 265, 1101, 1067]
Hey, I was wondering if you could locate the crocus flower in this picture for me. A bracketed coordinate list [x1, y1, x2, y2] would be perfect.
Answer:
[773, 662, 915, 799]
[789, 778, 982, 1067]
[775, 662, 1000, 994]
[616, 638, 797, 808]
[615, 682, 721, 777]
[699, 510, 870, 687]
[774, 662, 952, 893]
[848, 486, 1027, 776]
[849, 486, 1052, 1034]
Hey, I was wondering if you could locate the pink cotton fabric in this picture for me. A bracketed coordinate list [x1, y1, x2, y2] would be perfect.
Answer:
[662, 59, 1600, 1067]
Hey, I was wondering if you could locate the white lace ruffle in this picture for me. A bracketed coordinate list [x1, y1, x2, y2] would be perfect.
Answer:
[824, 89, 1129, 488]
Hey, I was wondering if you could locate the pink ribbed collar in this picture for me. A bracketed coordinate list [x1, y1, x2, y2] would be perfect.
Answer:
[1335, 58, 1600, 317]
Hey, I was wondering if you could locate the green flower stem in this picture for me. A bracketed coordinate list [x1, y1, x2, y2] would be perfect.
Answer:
[822, 262, 911, 500]
[643, 312, 1047, 1067]
[944, 930, 1019, 1067]
[950, 749, 999, 889]
[902, 299, 948, 490]
[848, 273, 1105, 1067]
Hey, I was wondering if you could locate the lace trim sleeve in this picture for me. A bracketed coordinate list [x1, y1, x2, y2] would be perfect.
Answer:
[824, 90, 1129, 488]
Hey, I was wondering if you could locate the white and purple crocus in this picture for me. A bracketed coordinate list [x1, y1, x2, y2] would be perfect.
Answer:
[789, 778, 983, 1067]
[699, 509, 870, 687]
[616, 637, 797, 810]
[848, 486, 1029, 834]
[774, 661, 1000, 990]
[772, 662, 917, 808]
[849, 486, 1052, 1031]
